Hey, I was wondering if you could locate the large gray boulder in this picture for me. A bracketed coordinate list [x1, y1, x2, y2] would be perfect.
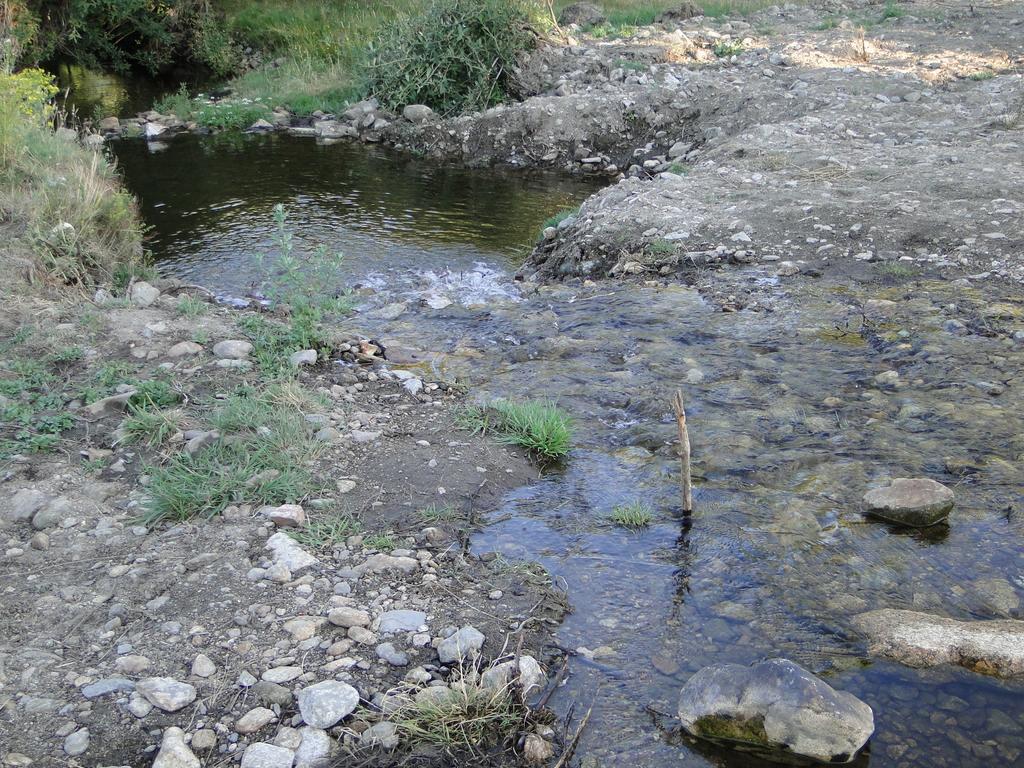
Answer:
[853, 609, 1024, 677]
[677, 659, 874, 764]
[862, 477, 954, 527]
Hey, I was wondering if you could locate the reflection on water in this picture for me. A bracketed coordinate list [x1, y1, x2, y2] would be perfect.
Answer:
[111, 133, 595, 297]
[50, 61, 184, 119]
[111, 133, 1024, 768]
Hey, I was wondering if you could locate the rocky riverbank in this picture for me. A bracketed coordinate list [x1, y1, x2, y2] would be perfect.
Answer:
[0, 282, 568, 767]
[81, 0, 1023, 297]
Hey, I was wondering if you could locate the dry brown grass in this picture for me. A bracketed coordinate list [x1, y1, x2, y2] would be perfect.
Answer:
[0, 103, 143, 293]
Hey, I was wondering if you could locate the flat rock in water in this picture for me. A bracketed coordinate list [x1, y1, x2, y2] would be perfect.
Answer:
[677, 658, 874, 764]
[863, 477, 954, 527]
[853, 609, 1024, 677]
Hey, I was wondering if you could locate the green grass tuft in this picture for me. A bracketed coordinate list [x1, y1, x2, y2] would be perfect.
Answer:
[175, 295, 207, 318]
[120, 406, 182, 447]
[392, 666, 527, 749]
[459, 399, 572, 460]
[418, 503, 458, 523]
[288, 513, 361, 549]
[141, 385, 316, 525]
[610, 500, 654, 528]
[363, 532, 398, 552]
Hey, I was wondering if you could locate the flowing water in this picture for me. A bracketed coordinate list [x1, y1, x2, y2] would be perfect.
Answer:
[110, 133, 1024, 768]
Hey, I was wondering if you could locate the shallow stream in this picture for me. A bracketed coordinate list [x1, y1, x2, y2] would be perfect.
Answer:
[112, 133, 1024, 768]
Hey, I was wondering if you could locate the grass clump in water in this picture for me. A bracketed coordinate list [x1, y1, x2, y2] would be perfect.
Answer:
[610, 500, 654, 528]
[459, 399, 572, 460]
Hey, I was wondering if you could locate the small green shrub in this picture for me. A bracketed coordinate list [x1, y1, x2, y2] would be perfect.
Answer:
[175, 295, 207, 317]
[192, 101, 272, 130]
[540, 207, 579, 233]
[879, 2, 904, 21]
[130, 379, 180, 408]
[155, 84, 195, 119]
[610, 500, 654, 528]
[967, 70, 994, 81]
[367, 0, 545, 116]
[459, 399, 572, 460]
[713, 40, 745, 58]
[111, 261, 157, 292]
[393, 666, 526, 749]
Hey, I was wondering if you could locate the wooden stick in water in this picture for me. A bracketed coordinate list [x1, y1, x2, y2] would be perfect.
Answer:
[672, 389, 693, 512]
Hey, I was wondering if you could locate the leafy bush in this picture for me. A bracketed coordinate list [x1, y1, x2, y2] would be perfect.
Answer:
[15, 0, 238, 76]
[367, 0, 545, 116]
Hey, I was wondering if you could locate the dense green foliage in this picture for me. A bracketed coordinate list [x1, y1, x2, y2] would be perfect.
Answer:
[367, 0, 544, 115]
[10, 0, 240, 75]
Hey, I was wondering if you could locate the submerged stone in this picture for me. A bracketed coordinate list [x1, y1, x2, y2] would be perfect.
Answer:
[677, 658, 874, 764]
[863, 477, 954, 527]
[853, 609, 1024, 677]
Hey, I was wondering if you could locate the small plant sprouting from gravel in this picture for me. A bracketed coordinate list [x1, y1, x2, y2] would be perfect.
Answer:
[458, 399, 572, 460]
[119, 406, 182, 447]
[874, 261, 919, 283]
[175, 295, 207, 317]
[539, 206, 579, 236]
[419, 503, 458, 523]
[363, 532, 398, 552]
[288, 514, 361, 550]
[610, 500, 654, 528]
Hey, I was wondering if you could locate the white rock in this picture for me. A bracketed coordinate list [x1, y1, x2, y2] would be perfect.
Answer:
[437, 626, 485, 664]
[265, 531, 318, 572]
[191, 654, 216, 678]
[130, 281, 161, 307]
[235, 706, 278, 734]
[240, 742, 295, 768]
[213, 340, 253, 360]
[294, 727, 333, 768]
[296, 681, 360, 728]
[152, 727, 200, 768]
[136, 677, 197, 712]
